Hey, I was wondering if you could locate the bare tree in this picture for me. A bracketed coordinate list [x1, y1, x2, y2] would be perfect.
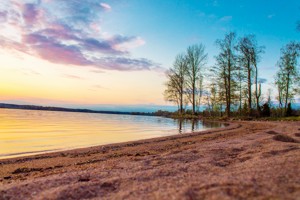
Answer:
[164, 54, 188, 114]
[275, 70, 285, 116]
[185, 44, 207, 115]
[250, 38, 265, 115]
[235, 65, 246, 116]
[208, 82, 224, 116]
[196, 74, 204, 112]
[214, 32, 237, 117]
[237, 36, 253, 115]
[236, 35, 264, 116]
[275, 41, 300, 116]
[164, 72, 180, 110]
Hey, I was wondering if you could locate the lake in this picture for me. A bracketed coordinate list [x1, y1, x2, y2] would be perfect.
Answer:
[0, 109, 224, 159]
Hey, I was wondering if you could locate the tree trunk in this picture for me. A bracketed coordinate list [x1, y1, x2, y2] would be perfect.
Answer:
[192, 82, 195, 115]
[180, 89, 183, 115]
[227, 58, 231, 117]
[198, 77, 203, 113]
[239, 82, 242, 116]
[220, 104, 223, 117]
[255, 64, 260, 116]
[247, 61, 252, 116]
[224, 75, 229, 117]
[284, 73, 290, 116]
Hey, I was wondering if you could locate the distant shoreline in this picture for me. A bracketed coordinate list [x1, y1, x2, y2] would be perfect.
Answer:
[0, 103, 154, 116]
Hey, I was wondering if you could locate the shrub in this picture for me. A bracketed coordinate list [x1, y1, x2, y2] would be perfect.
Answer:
[261, 103, 271, 117]
[286, 103, 292, 117]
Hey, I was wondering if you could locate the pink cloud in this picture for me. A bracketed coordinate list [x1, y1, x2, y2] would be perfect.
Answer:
[113, 37, 145, 52]
[37, 44, 91, 66]
[22, 3, 43, 25]
[0, 1, 161, 72]
[90, 23, 101, 33]
[100, 3, 111, 11]
[0, 11, 7, 22]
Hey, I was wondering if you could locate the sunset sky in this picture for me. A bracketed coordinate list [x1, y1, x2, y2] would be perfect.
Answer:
[0, 0, 299, 111]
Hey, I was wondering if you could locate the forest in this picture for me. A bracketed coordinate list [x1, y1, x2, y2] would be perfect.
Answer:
[164, 32, 300, 118]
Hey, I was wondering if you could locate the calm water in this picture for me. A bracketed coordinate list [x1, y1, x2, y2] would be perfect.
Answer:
[0, 109, 224, 159]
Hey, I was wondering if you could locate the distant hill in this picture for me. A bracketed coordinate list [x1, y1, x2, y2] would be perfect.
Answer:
[0, 103, 153, 116]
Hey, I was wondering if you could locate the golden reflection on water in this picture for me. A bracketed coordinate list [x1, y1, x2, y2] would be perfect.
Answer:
[0, 109, 223, 159]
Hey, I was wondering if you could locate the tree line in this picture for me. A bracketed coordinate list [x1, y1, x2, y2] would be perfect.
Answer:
[164, 32, 300, 118]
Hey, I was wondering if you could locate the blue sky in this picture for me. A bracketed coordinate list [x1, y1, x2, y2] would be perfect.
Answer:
[100, 0, 300, 91]
[0, 0, 299, 111]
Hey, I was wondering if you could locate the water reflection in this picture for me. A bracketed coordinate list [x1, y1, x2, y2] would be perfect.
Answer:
[0, 109, 224, 159]
[177, 119, 224, 134]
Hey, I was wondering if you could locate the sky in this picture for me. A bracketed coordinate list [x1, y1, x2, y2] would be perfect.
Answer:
[0, 0, 299, 111]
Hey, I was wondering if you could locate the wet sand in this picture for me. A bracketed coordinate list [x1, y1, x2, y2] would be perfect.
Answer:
[0, 121, 300, 200]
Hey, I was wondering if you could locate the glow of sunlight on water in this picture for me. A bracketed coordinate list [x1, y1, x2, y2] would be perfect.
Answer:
[0, 109, 224, 159]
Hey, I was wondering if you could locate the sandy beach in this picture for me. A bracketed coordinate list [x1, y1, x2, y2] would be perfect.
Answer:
[0, 121, 300, 200]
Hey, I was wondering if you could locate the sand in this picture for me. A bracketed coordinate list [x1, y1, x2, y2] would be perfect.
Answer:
[0, 121, 300, 200]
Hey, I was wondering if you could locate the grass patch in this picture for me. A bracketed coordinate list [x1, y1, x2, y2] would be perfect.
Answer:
[171, 114, 200, 119]
[265, 116, 300, 121]
[273, 134, 299, 143]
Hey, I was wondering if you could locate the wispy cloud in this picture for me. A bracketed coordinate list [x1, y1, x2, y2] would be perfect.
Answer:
[90, 69, 105, 74]
[63, 74, 84, 80]
[212, 0, 219, 7]
[100, 3, 111, 11]
[0, 0, 160, 71]
[21, 68, 40, 76]
[88, 84, 108, 92]
[198, 11, 217, 20]
[93, 84, 107, 90]
[219, 16, 232, 22]
[267, 14, 275, 19]
[205, 0, 219, 7]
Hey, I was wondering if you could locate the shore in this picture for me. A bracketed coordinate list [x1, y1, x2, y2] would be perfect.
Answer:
[0, 121, 300, 199]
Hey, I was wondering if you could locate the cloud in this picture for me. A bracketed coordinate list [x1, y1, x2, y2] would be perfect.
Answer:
[63, 74, 84, 79]
[197, 11, 217, 20]
[219, 16, 232, 22]
[0, 1, 160, 71]
[89, 84, 108, 92]
[212, 0, 219, 7]
[0, 11, 7, 22]
[97, 57, 161, 71]
[90, 69, 105, 73]
[22, 3, 42, 24]
[110, 35, 146, 52]
[100, 3, 111, 11]
[21, 68, 40, 76]
[93, 84, 107, 90]
[205, 0, 219, 7]
[93, 84, 104, 88]
[267, 14, 275, 19]
[23, 33, 93, 66]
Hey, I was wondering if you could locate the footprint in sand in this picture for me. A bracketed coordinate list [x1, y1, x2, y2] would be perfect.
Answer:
[266, 131, 279, 135]
[272, 134, 299, 143]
